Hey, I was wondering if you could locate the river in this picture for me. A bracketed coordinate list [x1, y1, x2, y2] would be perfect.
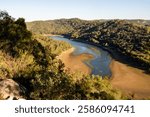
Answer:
[51, 36, 112, 77]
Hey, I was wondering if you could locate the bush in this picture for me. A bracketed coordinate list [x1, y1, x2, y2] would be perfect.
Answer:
[28, 73, 124, 100]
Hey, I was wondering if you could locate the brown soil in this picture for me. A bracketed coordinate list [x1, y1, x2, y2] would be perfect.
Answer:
[57, 47, 150, 99]
[110, 60, 150, 99]
[57, 48, 93, 75]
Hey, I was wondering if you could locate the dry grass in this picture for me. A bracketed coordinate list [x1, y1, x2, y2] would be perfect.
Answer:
[0, 94, 4, 100]
[0, 51, 34, 79]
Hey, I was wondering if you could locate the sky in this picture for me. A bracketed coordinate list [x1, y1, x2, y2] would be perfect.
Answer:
[0, 0, 150, 21]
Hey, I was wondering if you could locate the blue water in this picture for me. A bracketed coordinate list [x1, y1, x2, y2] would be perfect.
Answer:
[51, 36, 112, 77]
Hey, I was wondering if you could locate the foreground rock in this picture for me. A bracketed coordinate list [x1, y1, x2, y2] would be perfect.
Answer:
[0, 79, 26, 100]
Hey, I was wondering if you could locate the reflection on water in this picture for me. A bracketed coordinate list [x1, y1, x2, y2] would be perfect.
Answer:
[51, 36, 112, 77]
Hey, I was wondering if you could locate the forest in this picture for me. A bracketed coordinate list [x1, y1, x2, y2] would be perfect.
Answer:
[0, 11, 123, 100]
[27, 18, 150, 73]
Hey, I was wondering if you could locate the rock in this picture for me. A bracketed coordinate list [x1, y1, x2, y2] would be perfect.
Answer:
[0, 79, 26, 100]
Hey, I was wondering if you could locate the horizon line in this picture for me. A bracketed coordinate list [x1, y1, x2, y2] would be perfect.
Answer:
[26, 18, 150, 22]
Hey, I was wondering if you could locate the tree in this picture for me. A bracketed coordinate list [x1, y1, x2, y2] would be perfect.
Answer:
[0, 10, 32, 57]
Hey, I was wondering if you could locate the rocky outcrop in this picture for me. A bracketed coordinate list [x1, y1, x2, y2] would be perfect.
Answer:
[0, 79, 26, 100]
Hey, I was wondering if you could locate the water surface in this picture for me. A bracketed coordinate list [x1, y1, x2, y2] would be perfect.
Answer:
[51, 36, 112, 77]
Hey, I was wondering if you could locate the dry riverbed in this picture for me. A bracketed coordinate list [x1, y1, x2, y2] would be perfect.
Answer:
[57, 48, 93, 75]
[110, 60, 150, 99]
[57, 47, 150, 99]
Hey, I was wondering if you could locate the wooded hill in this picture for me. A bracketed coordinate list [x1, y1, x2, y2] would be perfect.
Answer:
[27, 19, 150, 72]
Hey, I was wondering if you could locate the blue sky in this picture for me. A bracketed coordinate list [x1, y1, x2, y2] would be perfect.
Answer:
[0, 0, 150, 21]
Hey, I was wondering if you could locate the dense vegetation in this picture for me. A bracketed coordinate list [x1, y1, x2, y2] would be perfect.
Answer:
[69, 20, 150, 72]
[27, 19, 150, 72]
[0, 11, 123, 100]
[27, 18, 105, 35]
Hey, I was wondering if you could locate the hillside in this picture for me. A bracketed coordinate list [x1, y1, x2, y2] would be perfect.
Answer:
[27, 19, 150, 34]
[0, 11, 123, 100]
[26, 18, 106, 34]
[69, 20, 150, 72]
[27, 19, 150, 73]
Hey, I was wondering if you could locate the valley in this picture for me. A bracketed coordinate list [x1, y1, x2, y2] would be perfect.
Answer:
[0, 10, 150, 100]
